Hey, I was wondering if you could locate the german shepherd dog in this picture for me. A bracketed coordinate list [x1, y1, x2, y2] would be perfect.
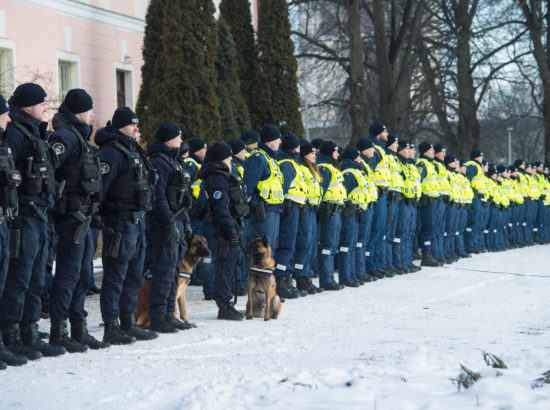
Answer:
[244, 233, 282, 321]
[135, 235, 211, 328]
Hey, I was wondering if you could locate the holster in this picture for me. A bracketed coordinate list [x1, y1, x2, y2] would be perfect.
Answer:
[252, 200, 266, 222]
[71, 211, 91, 246]
[282, 199, 294, 216]
[343, 202, 357, 218]
[9, 217, 21, 259]
[319, 202, 332, 221]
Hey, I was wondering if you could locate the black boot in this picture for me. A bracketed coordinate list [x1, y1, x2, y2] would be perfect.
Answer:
[421, 251, 440, 267]
[307, 278, 323, 293]
[289, 277, 308, 297]
[103, 320, 136, 345]
[50, 320, 88, 353]
[341, 279, 360, 288]
[150, 316, 178, 334]
[20, 323, 66, 357]
[71, 319, 111, 350]
[165, 314, 192, 330]
[0, 332, 28, 366]
[120, 316, 158, 341]
[276, 277, 300, 299]
[296, 277, 313, 294]
[1, 324, 41, 361]
[322, 282, 342, 291]
[217, 303, 244, 321]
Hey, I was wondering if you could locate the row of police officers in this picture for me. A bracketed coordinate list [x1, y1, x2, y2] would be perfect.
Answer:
[1, 83, 550, 370]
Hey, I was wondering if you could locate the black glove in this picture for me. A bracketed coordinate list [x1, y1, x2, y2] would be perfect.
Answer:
[90, 214, 102, 230]
[164, 223, 180, 243]
[184, 223, 193, 241]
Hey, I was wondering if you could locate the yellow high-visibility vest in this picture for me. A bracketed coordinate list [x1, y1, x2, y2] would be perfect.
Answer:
[465, 160, 486, 196]
[318, 163, 347, 204]
[250, 148, 284, 204]
[183, 157, 202, 199]
[300, 163, 322, 206]
[277, 158, 307, 205]
[373, 146, 391, 187]
[415, 158, 440, 197]
[342, 168, 370, 209]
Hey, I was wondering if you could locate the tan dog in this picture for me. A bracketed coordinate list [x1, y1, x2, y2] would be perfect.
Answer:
[135, 235, 210, 328]
[244, 233, 282, 321]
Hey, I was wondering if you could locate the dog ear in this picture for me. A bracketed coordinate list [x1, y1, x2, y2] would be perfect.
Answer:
[262, 235, 269, 247]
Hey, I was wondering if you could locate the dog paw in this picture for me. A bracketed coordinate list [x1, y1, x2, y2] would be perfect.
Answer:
[246, 315, 253, 320]
[191, 323, 198, 328]
[264, 317, 271, 322]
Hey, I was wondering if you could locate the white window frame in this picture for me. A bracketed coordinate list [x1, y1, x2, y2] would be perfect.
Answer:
[56, 51, 81, 103]
[0, 38, 16, 96]
[114, 62, 134, 109]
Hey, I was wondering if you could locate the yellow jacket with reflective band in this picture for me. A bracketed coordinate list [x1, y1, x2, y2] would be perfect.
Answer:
[508, 178, 524, 204]
[300, 163, 322, 206]
[482, 175, 493, 203]
[234, 162, 244, 178]
[387, 153, 404, 193]
[447, 170, 462, 203]
[318, 163, 347, 204]
[527, 173, 541, 199]
[499, 181, 510, 207]
[398, 160, 416, 199]
[536, 173, 550, 205]
[277, 158, 308, 205]
[516, 171, 530, 198]
[486, 178, 500, 205]
[360, 159, 379, 203]
[184, 157, 202, 199]
[433, 160, 451, 196]
[457, 172, 474, 204]
[373, 146, 391, 187]
[250, 148, 284, 204]
[465, 160, 486, 196]
[406, 162, 422, 200]
[342, 168, 371, 209]
[415, 158, 440, 197]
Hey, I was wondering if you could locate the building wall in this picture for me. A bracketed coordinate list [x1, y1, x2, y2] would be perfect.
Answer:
[0, 0, 146, 127]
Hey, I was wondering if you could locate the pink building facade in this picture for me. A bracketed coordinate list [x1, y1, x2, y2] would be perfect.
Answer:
[0, 0, 148, 126]
[0, 0, 259, 127]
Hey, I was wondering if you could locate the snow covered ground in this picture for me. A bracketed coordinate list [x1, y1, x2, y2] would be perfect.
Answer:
[2, 245, 550, 409]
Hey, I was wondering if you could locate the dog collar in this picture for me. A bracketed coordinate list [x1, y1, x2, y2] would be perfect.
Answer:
[249, 267, 274, 276]
[179, 273, 191, 280]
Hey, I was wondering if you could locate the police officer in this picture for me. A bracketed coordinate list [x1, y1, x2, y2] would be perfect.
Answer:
[48, 89, 109, 352]
[0, 94, 28, 368]
[243, 124, 284, 257]
[317, 140, 346, 290]
[146, 121, 193, 333]
[96, 107, 158, 344]
[0, 84, 66, 360]
[199, 142, 248, 320]
[415, 142, 441, 267]
[274, 132, 308, 298]
[465, 149, 486, 253]
[294, 141, 323, 294]
[363, 122, 392, 278]
[433, 144, 450, 264]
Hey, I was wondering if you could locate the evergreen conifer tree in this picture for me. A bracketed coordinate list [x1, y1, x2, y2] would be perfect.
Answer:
[254, 0, 304, 136]
[219, 0, 258, 128]
[138, 0, 221, 144]
[216, 18, 251, 139]
[135, 0, 165, 123]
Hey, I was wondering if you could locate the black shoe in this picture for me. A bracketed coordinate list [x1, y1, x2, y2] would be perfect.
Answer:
[412, 251, 422, 260]
[150, 316, 178, 334]
[341, 279, 360, 288]
[103, 320, 136, 345]
[236, 287, 247, 297]
[189, 276, 203, 287]
[204, 294, 213, 301]
[120, 316, 158, 341]
[50, 321, 88, 353]
[370, 270, 385, 280]
[358, 273, 373, 282]
[165, 314, 193, 330]
[322, 282, 341, 291]
[307, 278, 323, 293]
[0, 360, 6, 370]
[71, 319, 110, 350]
[86, 289, 94, 296]
[0, 338, 28, 367]
[90, 285, 101, 295]
[296, 277, 315, 295]
[38, 330, 49, 339]
[421, 251, 440, 267]
[20, 323, 66, 357]
[1, 324, 41, 361]
[381, 269, 395, 278]
[459, 253, 472, 258]
[40, 311, 50, 319]
[288, 277, 307, 297]
[217, 304, 244, 321]
[276, 277, 300, 299]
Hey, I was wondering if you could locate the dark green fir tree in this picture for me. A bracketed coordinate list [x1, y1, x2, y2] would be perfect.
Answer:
[216, 18, 251, 139]
[135, 0, 165, 124]
[219, 0, 258, 128]
[254, 0, 304, 136]
[138, 0, 221, 144]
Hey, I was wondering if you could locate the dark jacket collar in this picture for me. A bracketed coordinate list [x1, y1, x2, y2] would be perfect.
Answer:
[52, 103, 92, 139]
[258, 142, 277, 158]
[94, 121, 138, 151]
[198, 160, 230, 179]
[7, 100, 47, 138]
[146, 139, 180, 158]
[340, 158, 361, 171]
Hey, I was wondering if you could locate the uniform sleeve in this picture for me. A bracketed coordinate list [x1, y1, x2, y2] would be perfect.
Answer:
[206, 174, 236, 240]
[48, 129, 80, 169]
[417, 162, 428, 180]
[319, 166, 331, 196]
[150, 157, 174, 226]
[466, 165, 477, 182]
[243, 154, 267, 200]
[98, 146, 122, 208]
[342, 172, 358, 195]
[279, 161, 296, 194]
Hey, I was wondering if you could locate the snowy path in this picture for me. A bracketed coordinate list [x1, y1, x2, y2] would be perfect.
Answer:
[2, 245, 550, 409]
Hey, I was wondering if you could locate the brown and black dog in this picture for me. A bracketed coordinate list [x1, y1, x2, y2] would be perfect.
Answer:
[135, 235, 210, 329]
[244, 233, 282, 321]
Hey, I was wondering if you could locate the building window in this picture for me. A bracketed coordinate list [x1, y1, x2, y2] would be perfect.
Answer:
[0, 42, 16, 96]
[58, 61, 72, 101]
[114, 65, 134, 108]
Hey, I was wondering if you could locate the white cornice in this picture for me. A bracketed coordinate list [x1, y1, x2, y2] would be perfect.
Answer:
[15, 0, 145, 34]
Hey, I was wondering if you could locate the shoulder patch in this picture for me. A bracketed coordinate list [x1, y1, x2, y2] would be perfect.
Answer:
[213, 190, 222, 199]
[255, 153, 259, 157]
[52, 142, 65, 156]
[100, 162, 110, 175]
